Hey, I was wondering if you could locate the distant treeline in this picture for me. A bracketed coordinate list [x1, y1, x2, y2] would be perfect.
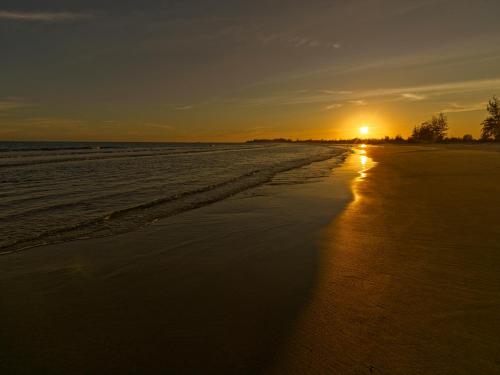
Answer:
[248, 96, 500, 144]
[246, 136, 476, 145]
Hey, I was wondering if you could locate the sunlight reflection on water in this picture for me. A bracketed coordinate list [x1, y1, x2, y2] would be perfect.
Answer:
[352, 146, 376, 201]
[355, 147, 374, 176]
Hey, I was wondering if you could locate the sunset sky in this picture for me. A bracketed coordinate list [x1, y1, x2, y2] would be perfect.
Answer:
[1, 0, 500, 141]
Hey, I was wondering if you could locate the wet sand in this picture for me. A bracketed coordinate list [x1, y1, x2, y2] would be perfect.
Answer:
[272, 145, 500, 374]
[1, 145, 500, 374]
[0, 153, 357, 374]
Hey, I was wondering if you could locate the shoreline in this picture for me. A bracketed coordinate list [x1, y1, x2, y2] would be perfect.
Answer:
[0, 148, 363, 374]
[1, 145, 347, 255]
[2, 145, 499, 374]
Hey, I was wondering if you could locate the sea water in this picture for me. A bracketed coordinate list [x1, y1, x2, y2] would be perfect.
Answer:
[0, 141, 347, 252]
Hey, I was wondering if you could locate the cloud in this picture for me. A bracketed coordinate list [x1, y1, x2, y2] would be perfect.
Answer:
[22, 117, 85, 127]
[0, 127, 18, 136]
[260, 32, 341, 50]
[321, 90, 352, 95]
[324, 103, 343, 110]
[172, 105, 193, 111]
[243, 41, 500, 93]
[441, 102, 487, 113]
[348, 100, 367, 106]
[286, 36, 341, 49]
[0, 98, 29, 111]
[143, 123, 176, 130]
[222, 78, 500, 110]
[392, 0, 445, 16]
[352, 78, 500, 101]
[402, 93, 426, 101]
[0, 11, 92, 22]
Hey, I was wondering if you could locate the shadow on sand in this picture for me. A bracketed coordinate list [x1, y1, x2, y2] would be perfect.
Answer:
[0, 150, 367, 374]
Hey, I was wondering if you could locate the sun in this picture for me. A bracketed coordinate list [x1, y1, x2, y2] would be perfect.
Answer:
[359, 126, 369, 135]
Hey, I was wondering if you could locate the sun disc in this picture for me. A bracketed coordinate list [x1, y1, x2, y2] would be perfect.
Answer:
[360, 126, 369, 135]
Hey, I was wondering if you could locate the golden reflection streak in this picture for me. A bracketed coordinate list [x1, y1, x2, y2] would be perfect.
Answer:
[352, 146, 376, 203]
[273, 145, 378, 373]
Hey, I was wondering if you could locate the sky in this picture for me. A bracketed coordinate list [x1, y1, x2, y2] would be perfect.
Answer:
[1, 0, 500, 141]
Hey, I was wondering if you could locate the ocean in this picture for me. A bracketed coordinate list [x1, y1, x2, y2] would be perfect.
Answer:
[0, 141, 347, 253]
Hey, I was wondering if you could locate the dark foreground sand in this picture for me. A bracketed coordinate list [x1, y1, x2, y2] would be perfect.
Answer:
[0, 152, 357, 374]
[1, 145, 500, 374]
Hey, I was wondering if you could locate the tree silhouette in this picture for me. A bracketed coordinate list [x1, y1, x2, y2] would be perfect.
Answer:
[462, 134, 474, 142]
[411, 113, 448, 142]
[481, 96, 500, 141]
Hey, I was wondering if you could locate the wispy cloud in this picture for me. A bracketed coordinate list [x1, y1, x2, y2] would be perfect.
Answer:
[321, 90, 353, 95]
[0, 98, 29, 111]
[224, 78, 500, 108]
[261, 33, 341, 49]
[351, 78, 500, 100]
[143, 123, 176, 130]
[172, 105, 193, 111]
[402, 93, 426, 101]
[0, 10, 92, 22]
[285, 36, 341, 49]
[441, 102, 487, 113]
[392, 0, 446, 16]
[22, 117, 85, 127]
[242, 42, 500, 93]
[348, 100, 367, 106]
[324, 103, 343, 110]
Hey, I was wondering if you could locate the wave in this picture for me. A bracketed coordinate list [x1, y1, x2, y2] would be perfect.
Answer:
[0, 145, 275, 169]
[0, 144, 210, 159]
[0, 148, 347, 254]
[0, 142, 208, 153]
[0, 145, 113, 153]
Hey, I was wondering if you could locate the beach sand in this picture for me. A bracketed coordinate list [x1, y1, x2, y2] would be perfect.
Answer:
[0, 152, 357, 374]
[271, 145, 500, 374]
[1, 145, 500, 374]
